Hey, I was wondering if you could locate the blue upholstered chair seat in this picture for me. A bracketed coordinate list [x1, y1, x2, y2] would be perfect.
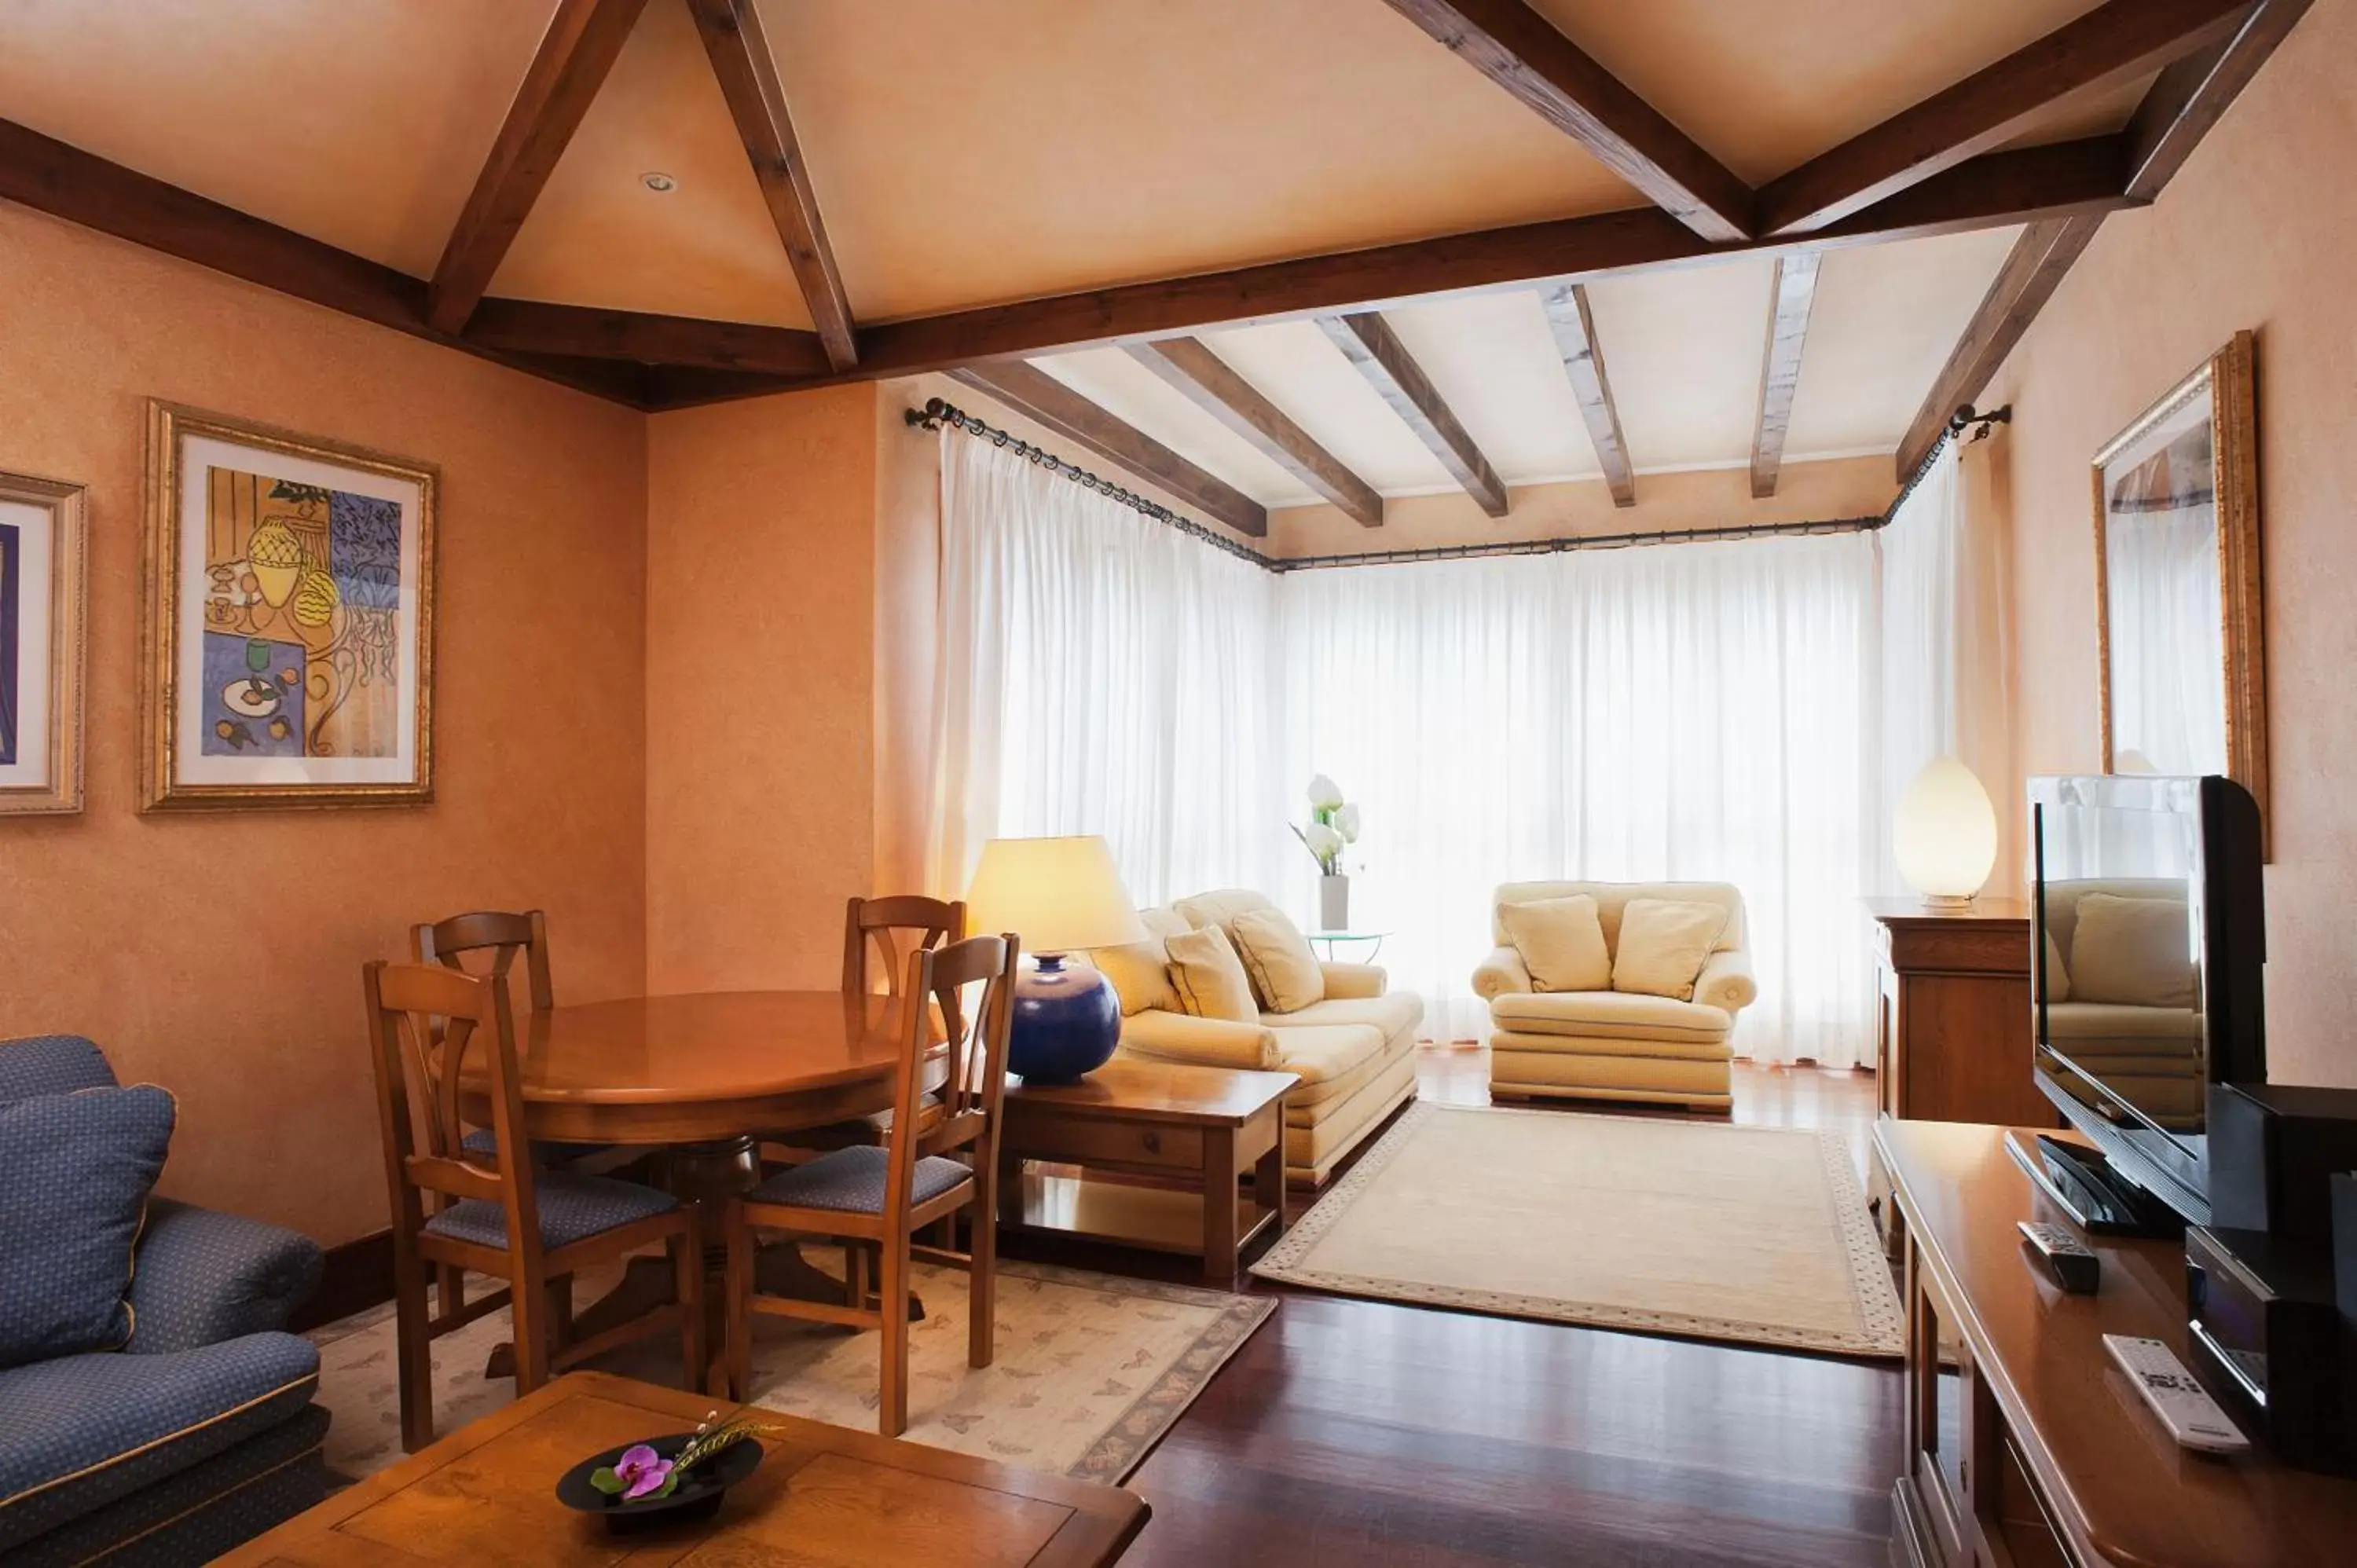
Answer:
[746, 1144, 972, 1214]
[423, 1173, 679, 1251]
[458, 1127, 615, 1166]
[0, 1332, 320, 1553]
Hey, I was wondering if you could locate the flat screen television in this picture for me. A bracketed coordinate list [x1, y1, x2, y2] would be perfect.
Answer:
[2029, 774, 2265, 1227]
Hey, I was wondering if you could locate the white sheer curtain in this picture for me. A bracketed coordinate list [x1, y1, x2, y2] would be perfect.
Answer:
[1277, 537, 1879, 1064]
[2103, 500, 2227, 775]
[923, 434, 1285, 907]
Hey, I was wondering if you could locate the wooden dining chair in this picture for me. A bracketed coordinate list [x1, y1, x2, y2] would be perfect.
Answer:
[364, 959, 704, 1453]
[723, 932, 1017, 1435]
[843, 895, 966, 997]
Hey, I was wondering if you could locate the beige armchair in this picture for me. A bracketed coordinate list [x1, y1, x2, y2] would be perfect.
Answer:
[1475, 881, 1755, 1111]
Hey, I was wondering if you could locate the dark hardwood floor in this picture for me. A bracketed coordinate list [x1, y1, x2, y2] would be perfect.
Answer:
[1003, 1051, 1901, 1568]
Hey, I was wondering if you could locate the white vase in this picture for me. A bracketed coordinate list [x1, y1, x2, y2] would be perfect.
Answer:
[1318, 874, 1350, 932]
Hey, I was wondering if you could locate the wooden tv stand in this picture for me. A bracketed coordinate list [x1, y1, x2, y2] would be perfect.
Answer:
[1875, 1119, 2357, 1568]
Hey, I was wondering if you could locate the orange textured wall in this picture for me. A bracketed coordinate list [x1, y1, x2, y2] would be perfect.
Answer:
[644, 384, 881, 992]
[1986, 0, 2357, 1086]
[0, 206, 650, 1244]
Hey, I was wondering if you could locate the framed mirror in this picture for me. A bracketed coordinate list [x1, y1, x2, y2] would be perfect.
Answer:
[2092, 331, 2266, 852]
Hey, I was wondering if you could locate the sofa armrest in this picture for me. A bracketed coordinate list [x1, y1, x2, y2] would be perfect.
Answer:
[1472, 946, 1533, 1002]
[1318, 962, 1387, 1000]
[1694, 948, 1758, 1014]
[125, 1199, 324, 1354]
[1117, 1009, 1281, 1071]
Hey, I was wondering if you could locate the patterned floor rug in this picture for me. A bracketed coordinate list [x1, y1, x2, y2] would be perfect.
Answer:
[1252, 1101, 1904, 1359]
[310, 1257, 1272, 1484]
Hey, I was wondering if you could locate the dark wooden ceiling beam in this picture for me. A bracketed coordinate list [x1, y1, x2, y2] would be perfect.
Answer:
[1748, 254, 1821, 499]
[1124, 338, 1384, 526]
[465, 299, 832, 376]
[1538, 283, 1633, 507]
[1320, 313, 1508, 518]
[950, 361, 1269, 537]
[2125, 0, 2315, 200]
[426, 0, 647, 333]
[1378, 0, 1751, 241]
[1894, 214, 2104, 481]
[1754, 0, 2245, 236]
[688, 0, 858, 370]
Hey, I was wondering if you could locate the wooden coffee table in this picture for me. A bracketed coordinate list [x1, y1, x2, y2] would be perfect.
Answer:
[998, 1058, 1298, 1278]
[213, 1371, 1147, 1566]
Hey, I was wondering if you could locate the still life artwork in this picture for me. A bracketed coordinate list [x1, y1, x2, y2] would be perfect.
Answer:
[0, 470, 87, 815]
[143, 403, 438, 809]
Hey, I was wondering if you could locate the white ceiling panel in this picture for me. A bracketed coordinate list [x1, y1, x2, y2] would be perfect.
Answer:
[1382, 291, 1600, 485]
[1196, 321, 1453, 495]
[1582, 255, 1780, 472]
[1027, 347, 1316, 507]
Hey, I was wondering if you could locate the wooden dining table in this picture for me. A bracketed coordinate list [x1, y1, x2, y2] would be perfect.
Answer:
[455, 988, 944, 1374]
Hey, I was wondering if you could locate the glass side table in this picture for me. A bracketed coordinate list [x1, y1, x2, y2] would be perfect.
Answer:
[1307, 930, 1389, 961]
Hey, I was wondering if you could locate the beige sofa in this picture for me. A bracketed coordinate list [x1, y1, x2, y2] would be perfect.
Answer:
[1084, 888, 1424, 1185]
[1472, 881, 1756, 1111]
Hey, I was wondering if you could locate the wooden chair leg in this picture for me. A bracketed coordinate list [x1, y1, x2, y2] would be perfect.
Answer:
[393, 1253, 436, 1454]
[434, 1262, 467, 1328]
[546, 1273, 574, 1355]
[878, 1229, 912, 1438]
[671, 1229, 707, 1396]
[967, 1181, 997, 1370]
[845, 1240, 871, 1310]
[724, 1205, 754, 1403]
[510, 1264, 552, 1398]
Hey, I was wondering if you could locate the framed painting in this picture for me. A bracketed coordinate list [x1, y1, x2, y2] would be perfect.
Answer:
[2091, 331, 2266, 851]
[0, 470, 87, 816]
[142, 402, 438, 810]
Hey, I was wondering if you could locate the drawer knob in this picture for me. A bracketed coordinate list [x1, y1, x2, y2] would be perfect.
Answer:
[1142, 1131, 1161, 1153]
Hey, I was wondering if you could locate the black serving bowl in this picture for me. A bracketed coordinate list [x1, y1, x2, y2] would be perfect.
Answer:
[555, 1431, 764, 1535]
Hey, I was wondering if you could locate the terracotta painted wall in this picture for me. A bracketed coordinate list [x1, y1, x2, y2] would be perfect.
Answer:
[0, 206, 650, 1244]
[644, 384, 881, 992]
[1985, 0, 2357, 1087]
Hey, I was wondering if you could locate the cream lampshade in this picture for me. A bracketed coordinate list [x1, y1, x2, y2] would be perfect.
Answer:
[963, 835, 1146, 1083]
[1894, 757, 1999, 908]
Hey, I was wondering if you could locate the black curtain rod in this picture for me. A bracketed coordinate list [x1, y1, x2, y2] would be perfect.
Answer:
[908, 397, 1886, 573]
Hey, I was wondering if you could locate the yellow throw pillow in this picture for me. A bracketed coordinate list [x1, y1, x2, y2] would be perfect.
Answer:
[1498, 895, 1612, 993]
[1165, 925, 1260, 1024]
[1611, 898, 1729, 1002]
[2043, 929, 2073, 1004]
[1229, 907, 1326, 1014]
[1088, 908, 1186, 1015]
[2067, 894, 2195, 1008]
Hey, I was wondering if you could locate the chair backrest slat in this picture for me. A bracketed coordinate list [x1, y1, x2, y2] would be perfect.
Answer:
[413, 909, 555, 1012]
[883, 934, 1017, 1208]
[844, 896, 965, 1001]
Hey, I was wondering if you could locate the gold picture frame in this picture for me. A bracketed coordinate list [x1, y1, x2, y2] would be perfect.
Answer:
[2091, 330, 2265, 851]
[142, 401, 439, 810]
[0, 470, 88, 815]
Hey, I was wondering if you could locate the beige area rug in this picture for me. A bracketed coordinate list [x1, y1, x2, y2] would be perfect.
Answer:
[309, 1258, 1270, 1485]
[1252, 1102, 1903, 1358]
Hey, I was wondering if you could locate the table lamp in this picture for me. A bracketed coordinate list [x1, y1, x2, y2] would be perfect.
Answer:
[965, 835, 1149, 1083]
[1894, 756, 1999, 908]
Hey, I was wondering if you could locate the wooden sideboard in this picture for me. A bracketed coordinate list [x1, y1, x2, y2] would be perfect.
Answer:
[1878, 1119, 2357, 1568]
[1867, 897, 2055, 1128]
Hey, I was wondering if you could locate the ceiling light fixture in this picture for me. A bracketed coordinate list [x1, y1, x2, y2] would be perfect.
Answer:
[640, 171, 678, 193]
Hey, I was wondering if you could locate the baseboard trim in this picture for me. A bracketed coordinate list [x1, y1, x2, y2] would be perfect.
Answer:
[291, 1227, 394, 1332]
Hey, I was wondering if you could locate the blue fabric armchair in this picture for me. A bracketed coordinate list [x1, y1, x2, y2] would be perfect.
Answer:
[0, 1035, 332, 1566]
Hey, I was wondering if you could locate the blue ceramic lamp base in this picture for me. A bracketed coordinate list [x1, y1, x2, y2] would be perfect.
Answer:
[1006, 954, 1121, 1083]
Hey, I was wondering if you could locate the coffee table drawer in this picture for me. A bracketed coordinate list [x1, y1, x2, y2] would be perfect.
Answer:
[1006, 1114, 1204, 1172]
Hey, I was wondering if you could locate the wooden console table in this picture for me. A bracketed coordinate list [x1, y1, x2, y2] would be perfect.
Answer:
[1865, 898, 2051, 1127]
[1877, 1119, 2357, 1568]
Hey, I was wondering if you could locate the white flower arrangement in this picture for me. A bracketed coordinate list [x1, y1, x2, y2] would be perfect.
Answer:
[1292, 775, 1360, 875]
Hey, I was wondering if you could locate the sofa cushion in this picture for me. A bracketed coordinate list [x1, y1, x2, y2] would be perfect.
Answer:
[0, 1332, 319, 1553]
[0, 1086, 176, 1369]
[1263, 991, 1422, 1046]
[1167, 926, 1259, 1024]
[1498, 894, 1611, 992]
[2067, 893, 2195, 1008]
[1611, 899, 1728, 1002]
[1230, 907, 1326, 1013]
[1490, 990, 1733, 1045]
[1087, 907, 1190, 1016]
[1266, 1023, 1394, 1108]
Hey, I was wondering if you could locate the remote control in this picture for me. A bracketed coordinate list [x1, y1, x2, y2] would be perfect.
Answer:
[2103, 1334, 2250, 1454]
[2018, 1220, 2100, 1293]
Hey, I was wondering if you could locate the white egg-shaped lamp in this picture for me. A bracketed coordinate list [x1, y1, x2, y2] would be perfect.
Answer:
[1894, 757, 1998, 908]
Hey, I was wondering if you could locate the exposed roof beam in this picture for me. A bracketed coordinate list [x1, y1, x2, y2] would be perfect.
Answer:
[688, 0, 858, 370]
[1895, 214, 2104, 481]
[1538, 283, 1634, 507]
[426, 0, 647, 333]
[1748, 254, 1821, 499]
[2125, 0, 2315, 200]
[1124, 338, 1384, 526]
[466, 299, 832, 376]
[951, 361, 1269, 537]
[1378, 0, 1751, 241]
[1320, 313, 1508, 518]
[1754, 0, 2245, 236]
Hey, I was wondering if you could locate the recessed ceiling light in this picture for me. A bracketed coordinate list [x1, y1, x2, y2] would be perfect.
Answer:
[640, 171, 678, 193]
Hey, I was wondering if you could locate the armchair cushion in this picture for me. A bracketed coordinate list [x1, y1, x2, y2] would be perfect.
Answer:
[2069, 893, 2196, 1008]
[1692, 948, 1758, 1014]
[1472, 945, 1533, 1001]
[1166, 926, 1259, 1024]
[123, 1200, 323, 1355]
[0, 1332, 318, 1554]
[1116, 1009, 1280, 1071]
[1319, 962, 1388, 1000]
[1610, 899, 1729, 1002]
[0, 1035, 115, 1105]
[0, 1086, 176, 1368]
[1498, 894, 1612, 992]
[1490, 990, 1734, 1045]
[1229, 907, 1325, 1014]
